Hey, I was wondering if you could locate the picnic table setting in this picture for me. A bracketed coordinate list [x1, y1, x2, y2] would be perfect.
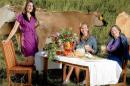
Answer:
[41, 28, 122, 86]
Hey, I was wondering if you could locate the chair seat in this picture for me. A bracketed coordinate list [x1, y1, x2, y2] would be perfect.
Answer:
[9, 66, 32, 73]
[10, 83, 32, 86]
[10, 66, 32, 70]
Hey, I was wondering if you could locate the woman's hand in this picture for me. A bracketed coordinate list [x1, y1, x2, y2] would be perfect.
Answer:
[2, 39, 10, 43]
[85, 45, 94, 53]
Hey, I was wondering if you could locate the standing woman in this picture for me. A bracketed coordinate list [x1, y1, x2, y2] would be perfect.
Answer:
[3, 0, 39, 66]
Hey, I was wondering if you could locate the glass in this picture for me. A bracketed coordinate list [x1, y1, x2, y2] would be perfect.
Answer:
[74, 45, 85, 57]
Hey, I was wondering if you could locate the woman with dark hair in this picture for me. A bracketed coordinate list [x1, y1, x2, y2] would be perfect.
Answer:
[107, 25, 129, 67]
[3, 0, 39, 66]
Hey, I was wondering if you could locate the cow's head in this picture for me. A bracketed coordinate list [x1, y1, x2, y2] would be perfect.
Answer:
[91, 12, 107, 27]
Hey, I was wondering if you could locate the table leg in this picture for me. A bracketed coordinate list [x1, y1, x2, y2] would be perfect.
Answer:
[63, 64, 67, 81]
[85, 68, 90, 86]
[43, 57, 48, 85]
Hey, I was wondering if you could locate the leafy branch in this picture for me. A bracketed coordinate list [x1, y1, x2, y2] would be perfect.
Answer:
[44, 42, 58, 61]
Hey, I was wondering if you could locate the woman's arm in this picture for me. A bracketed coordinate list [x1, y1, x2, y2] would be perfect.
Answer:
[35, 20, 40, 28]
[85, 37, 97, 54]
[91, 38, 97, 54]
[107, 38, 120, 52]
[3, 21, 20, 42]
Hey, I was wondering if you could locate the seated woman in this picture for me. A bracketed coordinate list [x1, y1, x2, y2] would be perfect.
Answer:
[63, 23, 98, 84]
[107, 25, 130, 67]
[77, 23, 97, 54]
[75, 23, 97, 83]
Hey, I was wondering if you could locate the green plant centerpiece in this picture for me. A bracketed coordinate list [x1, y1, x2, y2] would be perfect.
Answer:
[44, 38, 58, 61]
[44, 27, 78, 60]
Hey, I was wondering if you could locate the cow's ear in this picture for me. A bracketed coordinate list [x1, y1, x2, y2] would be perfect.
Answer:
[93, 11, 98, 15]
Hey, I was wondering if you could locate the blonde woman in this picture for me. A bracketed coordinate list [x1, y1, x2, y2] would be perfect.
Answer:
[64, 23, 97, 85]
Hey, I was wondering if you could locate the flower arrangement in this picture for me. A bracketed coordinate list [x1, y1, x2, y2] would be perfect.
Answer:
[58, 27, 78, 56]
[44, 27, 78, 60]
[59, 28, 78, 43]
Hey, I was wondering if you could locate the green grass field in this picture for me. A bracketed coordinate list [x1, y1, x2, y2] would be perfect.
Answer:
[0, 0, 130, 86]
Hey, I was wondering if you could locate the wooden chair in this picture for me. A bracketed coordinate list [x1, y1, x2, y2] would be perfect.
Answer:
[114, 59, 128, 86]
[121, 59, 128, 86]
[1, 40, 32, 86]
[114, 46, 129, 86]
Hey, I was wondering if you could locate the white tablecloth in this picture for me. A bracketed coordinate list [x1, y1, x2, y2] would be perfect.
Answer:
[55, 55, 122, 86]
[34, 51, 62, 74]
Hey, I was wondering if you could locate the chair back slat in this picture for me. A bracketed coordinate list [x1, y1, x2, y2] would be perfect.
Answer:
[1, 40, 16, 69]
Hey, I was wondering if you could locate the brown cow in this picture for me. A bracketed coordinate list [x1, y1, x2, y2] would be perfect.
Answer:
[116, 11, 130, 43]
[36, 10, 106, 49]
[0, 6, 106, 50]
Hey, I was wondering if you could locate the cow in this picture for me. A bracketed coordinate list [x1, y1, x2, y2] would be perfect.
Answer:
[116, 11, 130, 43]
[0, 5, 107, 50]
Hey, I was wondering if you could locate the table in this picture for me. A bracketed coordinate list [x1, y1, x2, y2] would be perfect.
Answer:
[43, 55, 122, 86]
[55, 56, 90, 86]
[43, 56, 90, 86]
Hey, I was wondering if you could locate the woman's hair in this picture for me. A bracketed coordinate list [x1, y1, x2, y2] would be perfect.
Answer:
[109, 25, 121, 38]
[79, 22, 90, 41]
[22, 0, 36, 22]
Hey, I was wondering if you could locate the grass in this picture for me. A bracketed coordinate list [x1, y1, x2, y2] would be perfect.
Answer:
[0, 68, 130, 86]
[0, 0, 130, 86]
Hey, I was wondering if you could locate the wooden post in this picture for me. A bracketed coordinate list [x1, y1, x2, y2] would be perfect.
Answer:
[43, 57, 48, 85]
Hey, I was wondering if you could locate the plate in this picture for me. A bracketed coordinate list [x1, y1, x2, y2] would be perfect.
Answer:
[85, 53, 95, 59]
